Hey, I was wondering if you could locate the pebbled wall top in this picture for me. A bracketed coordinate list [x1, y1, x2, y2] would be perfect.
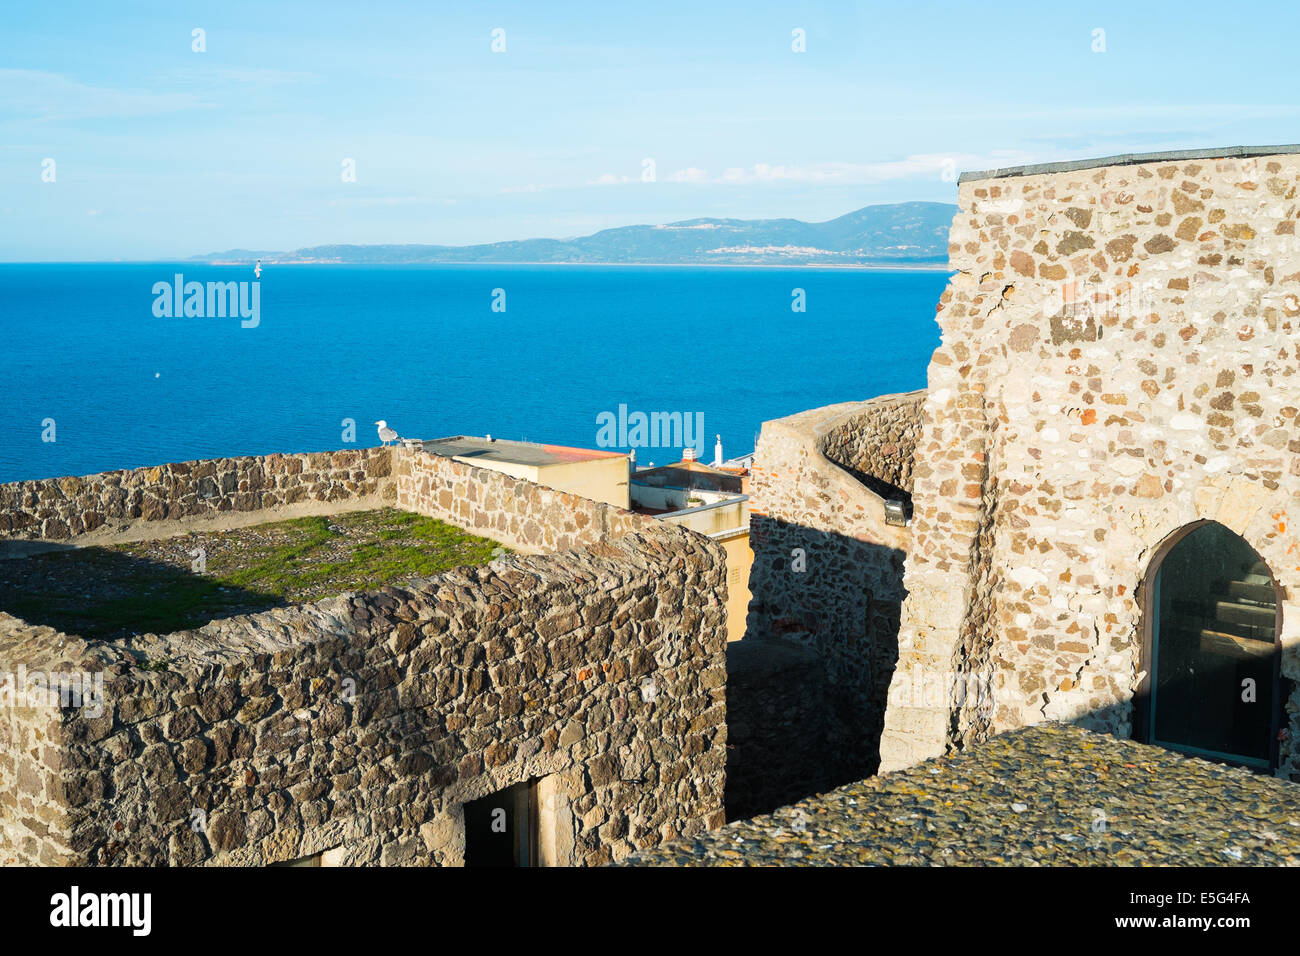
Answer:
[959, 144, 1300, 184]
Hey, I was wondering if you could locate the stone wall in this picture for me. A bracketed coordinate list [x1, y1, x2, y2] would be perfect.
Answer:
[394, 446, 645, 553]
[818, 390, 924, 498]
[0, 447, 729, 865]
[0, 447, 394, 542]
[723, 638, 828, 820]
[0, 619, 73, 864]
[879, 148, 1300, 778]
[741, 395, 914, 796]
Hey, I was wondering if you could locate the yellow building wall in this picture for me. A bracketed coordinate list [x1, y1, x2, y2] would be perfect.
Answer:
[451, 457, 541, 485]
[715, 529, 752, 642]
[536, 456, 630, 509]
[453, 454, 629, 509]
[657, 503, 751, 641]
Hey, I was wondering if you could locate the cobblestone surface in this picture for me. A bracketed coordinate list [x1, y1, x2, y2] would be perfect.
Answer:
[624, 723, 1300, 865]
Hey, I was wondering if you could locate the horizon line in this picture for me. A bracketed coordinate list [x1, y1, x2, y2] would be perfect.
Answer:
[3, 197, 959, 265]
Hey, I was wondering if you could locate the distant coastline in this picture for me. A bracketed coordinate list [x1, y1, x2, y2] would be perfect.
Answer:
[202, 259, 953, 271]
[188, 199, 957, 270]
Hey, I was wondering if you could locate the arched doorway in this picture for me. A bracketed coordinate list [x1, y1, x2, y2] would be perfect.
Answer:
[1138, 521, 1282, 770]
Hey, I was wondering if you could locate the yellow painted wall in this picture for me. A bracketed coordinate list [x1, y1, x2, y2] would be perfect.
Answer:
[452, 457, 540, 484]
[450, 455, 629, 509]
[715, 529, 753, 642]
[536, 456, 630, 509]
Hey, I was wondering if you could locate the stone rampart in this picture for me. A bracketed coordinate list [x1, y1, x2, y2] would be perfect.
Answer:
[879, 148, 1300, 777]
[0, 446, 728, 865]
[740, 394, 916, 793]
[0, 447, 395, 542]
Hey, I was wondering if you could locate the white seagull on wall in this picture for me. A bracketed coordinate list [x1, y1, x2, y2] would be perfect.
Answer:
[375, 420, 400, 446]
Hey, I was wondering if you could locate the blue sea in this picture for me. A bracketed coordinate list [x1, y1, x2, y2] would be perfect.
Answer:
[0, 264, 945, 484]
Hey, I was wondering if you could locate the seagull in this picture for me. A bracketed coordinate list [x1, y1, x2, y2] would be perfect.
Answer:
[375, 420, 400, 446]
[254, 258, 262, 279]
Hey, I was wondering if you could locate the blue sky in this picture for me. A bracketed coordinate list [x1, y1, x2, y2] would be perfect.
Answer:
[3, 0, 1299, 260]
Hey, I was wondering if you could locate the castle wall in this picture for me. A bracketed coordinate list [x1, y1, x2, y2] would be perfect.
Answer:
[0, 447, 728, 865]
[723, 637, 827, 819]
[0, 619, 75, 864]
[817, 390, 924, 497]
[394, 446, 646, 554]
[879, 150, 1300, 777]
[741, 393, 918, 795]
[0, 448, 394, 542]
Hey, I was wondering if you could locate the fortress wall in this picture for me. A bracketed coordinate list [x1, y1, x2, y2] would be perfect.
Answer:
[0, 452, 729, 866]
[880, 151, 1300, 776]
[741, 396, 914, 792]
[817, 390, 925, 496]
[0, 620, 75, 865]
[395, 445, 650, 553]
[0, 447, 395, 543]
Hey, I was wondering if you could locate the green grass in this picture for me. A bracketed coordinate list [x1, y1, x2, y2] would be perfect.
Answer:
[0, 509, 505, 641]
[209, 512, 503, 593]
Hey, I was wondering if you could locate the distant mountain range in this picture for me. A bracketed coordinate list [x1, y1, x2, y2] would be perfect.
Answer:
[192, 201, 956, 267]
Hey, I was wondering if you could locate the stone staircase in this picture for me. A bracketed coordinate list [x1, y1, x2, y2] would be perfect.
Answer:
[1198, 562, 1277, 660]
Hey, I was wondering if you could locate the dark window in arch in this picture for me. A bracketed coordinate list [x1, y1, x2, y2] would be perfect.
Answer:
[1139, 521, 1282, 770]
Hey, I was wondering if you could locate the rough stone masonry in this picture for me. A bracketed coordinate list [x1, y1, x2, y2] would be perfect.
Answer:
[746, 146, 1300, 785]
[0, 445, 727, 865]
[880, 146, 1300, 776]
[740, 392, 920, 805]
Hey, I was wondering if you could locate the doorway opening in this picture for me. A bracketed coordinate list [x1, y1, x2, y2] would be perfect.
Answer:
[463, 779, 538, 867]
[1138, 520, 1283, 770]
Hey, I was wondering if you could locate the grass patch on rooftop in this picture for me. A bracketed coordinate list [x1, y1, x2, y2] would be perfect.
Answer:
[0, 508, 505, 641]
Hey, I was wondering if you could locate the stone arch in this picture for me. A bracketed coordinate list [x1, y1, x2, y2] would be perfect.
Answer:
[1134, 519, 1283, 770]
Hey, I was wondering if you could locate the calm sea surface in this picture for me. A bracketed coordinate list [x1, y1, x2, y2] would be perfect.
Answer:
[0, 264, 945, 484]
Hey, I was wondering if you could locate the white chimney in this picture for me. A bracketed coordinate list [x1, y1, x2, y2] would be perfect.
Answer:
[713, 434, 723, 467]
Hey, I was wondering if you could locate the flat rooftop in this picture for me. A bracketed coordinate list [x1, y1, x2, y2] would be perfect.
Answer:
[960, 144, 1300, 184]
[421, 436, 625, 468]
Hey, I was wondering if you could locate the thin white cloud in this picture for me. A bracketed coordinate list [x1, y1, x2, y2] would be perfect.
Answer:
[205, 67, 320, 85]
[667, 167, 708, 183]
[499, 183, 556, 194]
[579, 153, 1038, 189]
[0, 69, 207, 122]
[515, 150, 1046, 197]
[326, 196, 456, 207]
[712, 154, 1017, 185]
